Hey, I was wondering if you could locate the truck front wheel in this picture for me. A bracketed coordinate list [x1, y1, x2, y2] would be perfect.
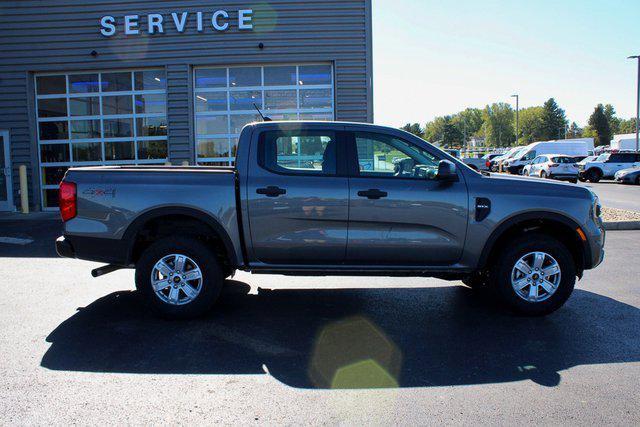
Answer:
[491, 234, 575, 316]
[135, 236, 223, 319]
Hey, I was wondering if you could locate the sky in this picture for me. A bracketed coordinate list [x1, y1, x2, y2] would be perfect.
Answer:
[372, 0, 640, 128]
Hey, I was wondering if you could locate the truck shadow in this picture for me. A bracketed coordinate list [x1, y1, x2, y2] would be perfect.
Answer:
[41, 282, 640, 389]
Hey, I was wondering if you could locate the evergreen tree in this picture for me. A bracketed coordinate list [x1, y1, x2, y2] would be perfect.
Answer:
[540, 98, 567, 140]
[604, 104, 621, 135]
[588, 104, 612, 146]
[567, 122, 583, 138]
[400, 123, 424, 138]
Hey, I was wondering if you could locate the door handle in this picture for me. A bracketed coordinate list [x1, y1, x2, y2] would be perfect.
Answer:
[256, 186, 286, 197]
[357, 189, 388, 200]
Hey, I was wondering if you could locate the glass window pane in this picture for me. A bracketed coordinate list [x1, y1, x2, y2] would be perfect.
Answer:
[197, 138, 230, 158]
[44, 189, 61, 208]
[103, 95, 133, 115]
[264, 66, 297, 86]
[299, 112, 333, 121]
[40, 144, 70, 163]
[135, 94, 166, 114]
[38, 98, 67, 118]
[298, 65, 332, 86]
[137, 140, 167, 160]
[229, 67, 261, 87]
[42, 166, 68, 186]
[195, 92, 227, 112]
[104, 118, 133, 138]
[195, 68, 227, 88]
[69, 74, 100, 93]
[70, 120, 101, 139]
[36, 75, 66, 95]
[197, 116, 228, 135]
[230, 114, 260, 134]
[72, 142, 102, 162]
[299, 89, 332, 109]
[136, 117, 168, 137]
[39, 121, 68, 140]
[102, 72, 132, 92]
[70, 97, 100, 116]
[266, 113, 298, 121]
[134, 70, 165, 90]
[105, 141, 134, 160]
[265, 90, 297, 110]
[263, 133, 335, 174]
[230, 90, 262, 111]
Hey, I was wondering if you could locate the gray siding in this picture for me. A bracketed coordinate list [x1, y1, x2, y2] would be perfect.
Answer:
[0, 0, 372, 210]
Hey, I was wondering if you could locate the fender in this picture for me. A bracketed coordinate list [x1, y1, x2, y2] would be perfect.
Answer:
[122, 206, 239, 267]
[478, 211, 591, 270]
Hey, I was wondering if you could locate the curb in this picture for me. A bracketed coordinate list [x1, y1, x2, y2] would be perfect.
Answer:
[603, 221, 640, 231]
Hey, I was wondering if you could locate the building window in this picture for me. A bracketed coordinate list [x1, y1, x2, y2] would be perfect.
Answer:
[194, 64, 334, 165]
[35, 69, 167, 209]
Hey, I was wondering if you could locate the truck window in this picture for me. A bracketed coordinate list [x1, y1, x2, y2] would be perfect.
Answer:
[260, 131, 337, 175]
[354, 132, 440, 179]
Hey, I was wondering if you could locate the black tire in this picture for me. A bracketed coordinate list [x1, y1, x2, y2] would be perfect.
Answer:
[569, 178, 578, 184]
[585, 168, 602, 183]
[490, 233, 576, 316]
[135, 236, 224, 319]
[540, 171, 548, 179]
[636, 176, 640, 186]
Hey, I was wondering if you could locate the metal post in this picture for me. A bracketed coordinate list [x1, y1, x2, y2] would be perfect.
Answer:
[19, 165, 28, 214]
[629, 55, 640, 152]
[511, 94, 519, 145]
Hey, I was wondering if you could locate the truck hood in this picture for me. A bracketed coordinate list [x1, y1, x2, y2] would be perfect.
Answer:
[482, 172, 593, 199]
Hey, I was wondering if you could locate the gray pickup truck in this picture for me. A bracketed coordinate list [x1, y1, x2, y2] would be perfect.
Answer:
[56, 121, 605, 319]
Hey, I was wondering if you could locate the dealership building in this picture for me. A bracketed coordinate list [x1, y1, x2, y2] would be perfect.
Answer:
[0, 0, 373, 210]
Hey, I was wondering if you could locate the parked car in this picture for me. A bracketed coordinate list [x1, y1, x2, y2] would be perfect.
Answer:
[614, 167, 640, 185]
[579, 152, 640, 183]
[505, 139, 594, 175]
[491, 147, 526, 172]
[527, 154, 579, 183]
[56, 121, 605, 319]
[462, 153, 500, 171]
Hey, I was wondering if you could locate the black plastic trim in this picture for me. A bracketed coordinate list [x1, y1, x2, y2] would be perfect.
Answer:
[59, 235, 129, 265]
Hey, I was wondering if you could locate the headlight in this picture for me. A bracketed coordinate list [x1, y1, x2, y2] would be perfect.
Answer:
[591, 194, 602, 221]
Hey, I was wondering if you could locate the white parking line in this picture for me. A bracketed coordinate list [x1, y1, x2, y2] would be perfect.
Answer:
[0, 237, 34, 245]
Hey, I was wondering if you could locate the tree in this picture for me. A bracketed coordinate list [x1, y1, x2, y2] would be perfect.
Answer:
[451, 108, 484, 141]
[604, 104, 621, 135]
[619, 118, 638, 134]
[424, 116, 448, 144]
[400, 123, 423, 138]
[566, 122, 583, 138]
[588, 104, 612, 146]
[540, 98, 567, 140]
[424, 116, 464, 147]
[518, 106, 545, 144]
[482, 103, 515, 147]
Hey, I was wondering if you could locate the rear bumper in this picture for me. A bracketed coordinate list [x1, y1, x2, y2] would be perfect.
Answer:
[549, 173, 578, 180]
[56, 235, 130, 266]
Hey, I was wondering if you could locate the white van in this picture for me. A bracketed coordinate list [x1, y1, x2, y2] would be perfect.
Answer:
[611, 134, 640, 151]
[504, 138, 594, 174]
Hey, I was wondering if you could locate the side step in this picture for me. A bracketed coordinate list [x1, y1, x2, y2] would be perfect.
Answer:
[91, 264, 124, 278]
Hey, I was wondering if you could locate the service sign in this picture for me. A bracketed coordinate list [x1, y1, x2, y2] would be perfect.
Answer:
[100, 9, 254, 37]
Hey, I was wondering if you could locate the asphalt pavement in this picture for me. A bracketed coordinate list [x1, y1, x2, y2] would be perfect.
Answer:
[579, 180, 640, 213]
[1, 219, 639, 425]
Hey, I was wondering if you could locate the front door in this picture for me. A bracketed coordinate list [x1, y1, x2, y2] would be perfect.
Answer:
[246, 128, 349, 265]
[0, 131, 13, 212]
[345, 130, 469, 266]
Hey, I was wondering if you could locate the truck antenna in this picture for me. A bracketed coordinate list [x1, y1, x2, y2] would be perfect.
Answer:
[253, 103, 272, 122]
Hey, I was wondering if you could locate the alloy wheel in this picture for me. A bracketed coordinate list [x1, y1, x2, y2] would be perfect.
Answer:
[510, 251, 562, 303]
[150, 254, 203, 306]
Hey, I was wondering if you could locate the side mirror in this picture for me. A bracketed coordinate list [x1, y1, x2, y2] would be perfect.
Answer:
[436, 160, 458, 182]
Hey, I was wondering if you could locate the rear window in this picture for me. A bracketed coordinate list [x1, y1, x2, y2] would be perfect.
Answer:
[260, 131, 337, 175]
[551, 156, 574, 164]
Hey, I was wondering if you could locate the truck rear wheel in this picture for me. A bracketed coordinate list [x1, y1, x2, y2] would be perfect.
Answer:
[491, 233, 575, 316]
[135, 236, 223, 319]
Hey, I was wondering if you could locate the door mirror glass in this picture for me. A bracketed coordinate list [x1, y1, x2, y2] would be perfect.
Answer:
[436, 160, 458, 182]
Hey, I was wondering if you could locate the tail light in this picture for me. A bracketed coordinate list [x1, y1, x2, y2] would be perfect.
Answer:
[59, 181, 77, 222]
[486, 161, 491, 168]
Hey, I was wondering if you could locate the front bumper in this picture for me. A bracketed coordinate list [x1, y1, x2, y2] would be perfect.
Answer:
[615, 175, 635, 183]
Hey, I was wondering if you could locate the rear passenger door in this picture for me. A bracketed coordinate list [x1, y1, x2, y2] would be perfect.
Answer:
[344, 130, 469, 266]
[246, 129, 349, 265]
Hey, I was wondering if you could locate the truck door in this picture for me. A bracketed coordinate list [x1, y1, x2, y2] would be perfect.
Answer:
[246, 129, 349, 265]
[345, 130, 469, 266]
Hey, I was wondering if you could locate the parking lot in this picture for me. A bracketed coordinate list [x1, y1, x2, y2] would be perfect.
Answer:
[0, 215, 639, 425]
[579, 180, 640, 213]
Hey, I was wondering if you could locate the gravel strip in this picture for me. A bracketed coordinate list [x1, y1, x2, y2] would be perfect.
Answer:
[602, 207, 640, 222]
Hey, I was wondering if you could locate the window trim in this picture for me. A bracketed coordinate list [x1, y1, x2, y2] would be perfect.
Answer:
[257, 130, 347, 178]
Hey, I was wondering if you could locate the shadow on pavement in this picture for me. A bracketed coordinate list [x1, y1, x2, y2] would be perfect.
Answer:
[0, 219, 61, 257]
[41, 281, 640, 389]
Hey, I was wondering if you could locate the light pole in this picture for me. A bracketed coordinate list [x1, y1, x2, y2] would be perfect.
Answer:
[628, 55, 640, 152]
[511, 94, 519, 146]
